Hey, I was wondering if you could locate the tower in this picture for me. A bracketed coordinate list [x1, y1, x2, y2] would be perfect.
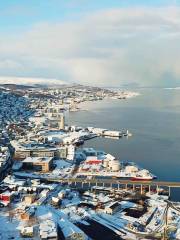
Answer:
[59, 114, 65, 130]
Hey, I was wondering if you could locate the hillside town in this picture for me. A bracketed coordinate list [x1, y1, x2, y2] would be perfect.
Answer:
[0, 84, 180, 240]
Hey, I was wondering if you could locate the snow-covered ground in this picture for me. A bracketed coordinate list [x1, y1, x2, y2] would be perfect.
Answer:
[0, 211, 22, 239]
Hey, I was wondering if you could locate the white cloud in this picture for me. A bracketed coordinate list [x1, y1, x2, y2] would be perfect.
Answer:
[1, 6, 180, 87]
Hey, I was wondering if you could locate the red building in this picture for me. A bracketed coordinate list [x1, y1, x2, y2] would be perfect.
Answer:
[0, 191, 13, 202]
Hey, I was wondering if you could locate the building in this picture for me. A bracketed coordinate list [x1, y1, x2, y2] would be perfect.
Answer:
[20, 226, 34, 238]
[14, 149, 31, 159]
[66, 145, 75, 161]
[22, 156, 53, 172]
[11, 140, 31, 160]
[104, 201, 120, 215]
[0, 191, 13, 203]
[24, 194, 36, 205]
[20, 207, 36, 221]
[58, 218, 87, 240]
[59, 114, 65, 130]
[11, 140, 56, 160]
[85, 156, 102, 165]
[108, 160, 121, 171]
[39, 218, 58, 240]
[31, 149, 55, 158]
[11, 140, 69, 160]
[55, 147, 67, 159]
[45, 113, 65, 130]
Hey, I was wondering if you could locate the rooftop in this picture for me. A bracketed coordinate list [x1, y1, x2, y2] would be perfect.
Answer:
[22, 156, 53, 164]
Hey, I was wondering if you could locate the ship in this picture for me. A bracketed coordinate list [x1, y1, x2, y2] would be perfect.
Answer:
[131, 170, 156, 181]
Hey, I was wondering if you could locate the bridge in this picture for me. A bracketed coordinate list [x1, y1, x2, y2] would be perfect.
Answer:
[45, 177, 180, 196]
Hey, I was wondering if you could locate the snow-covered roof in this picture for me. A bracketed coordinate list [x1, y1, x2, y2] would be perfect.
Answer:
[22, 156, 53, 163]
[59, 218, 87, 239]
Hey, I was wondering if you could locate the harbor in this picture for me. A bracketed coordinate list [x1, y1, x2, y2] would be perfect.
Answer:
[69, 90, 180, 201]
[0, 85, 179, 240]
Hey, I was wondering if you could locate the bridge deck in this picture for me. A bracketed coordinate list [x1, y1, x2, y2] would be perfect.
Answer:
[47, 177, 180, 187]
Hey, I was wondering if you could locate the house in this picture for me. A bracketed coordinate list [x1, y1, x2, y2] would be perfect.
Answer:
[20, 207, 36, 221]
[0, 191, 14, 203]
[24, 194, 36, 205]
[20, 226, 34, 238]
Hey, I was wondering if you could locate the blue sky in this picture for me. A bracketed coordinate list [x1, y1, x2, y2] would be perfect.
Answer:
[0, 0, 178, 31]
[0, 0, 180, 86]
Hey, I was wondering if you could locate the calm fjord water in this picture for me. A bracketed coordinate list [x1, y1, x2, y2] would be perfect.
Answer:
[68, 89, 180, 200]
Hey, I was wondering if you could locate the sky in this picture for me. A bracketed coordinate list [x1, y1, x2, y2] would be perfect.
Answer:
[0, 0, 180, 87]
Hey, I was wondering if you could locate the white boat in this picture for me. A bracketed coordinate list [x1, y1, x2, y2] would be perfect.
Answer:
[131, 170, 156, 181]
[131, 175, 154, 181]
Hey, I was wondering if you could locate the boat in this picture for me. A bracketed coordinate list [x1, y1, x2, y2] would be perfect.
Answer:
[131, 176, 154, 181]
[73, 139, 84, 146]
[131, 170, 156, 181]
